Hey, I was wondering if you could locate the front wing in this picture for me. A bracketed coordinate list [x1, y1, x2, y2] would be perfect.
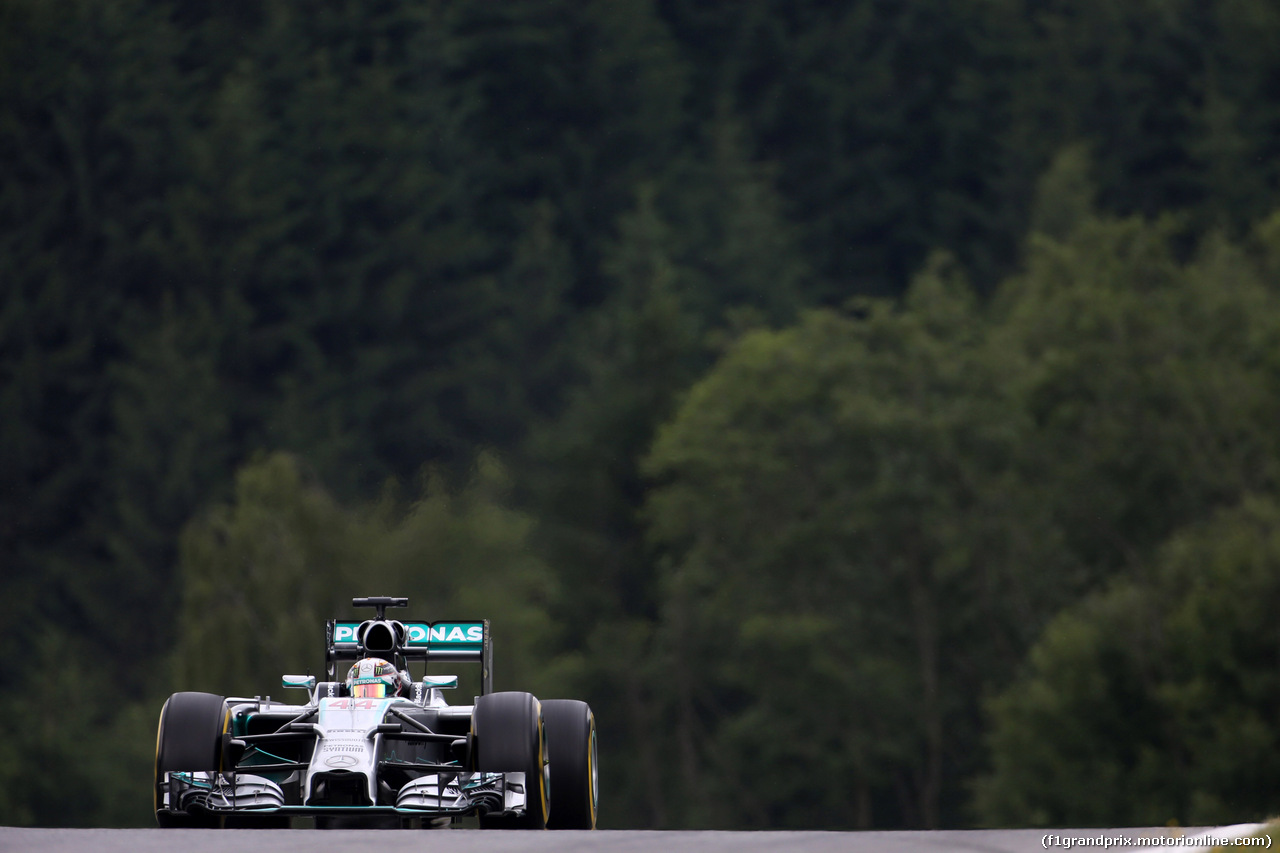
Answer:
[160, 769, 529, 820]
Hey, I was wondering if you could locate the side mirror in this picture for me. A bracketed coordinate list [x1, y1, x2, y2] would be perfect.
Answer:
[422, 675, 458, 690]
[282, 675, 316, 690]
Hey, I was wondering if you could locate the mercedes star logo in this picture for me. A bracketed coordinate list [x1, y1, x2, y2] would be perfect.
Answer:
[325, 755, 360, 768]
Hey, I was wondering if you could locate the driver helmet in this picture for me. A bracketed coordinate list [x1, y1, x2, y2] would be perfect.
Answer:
[346, 657, 406, 698]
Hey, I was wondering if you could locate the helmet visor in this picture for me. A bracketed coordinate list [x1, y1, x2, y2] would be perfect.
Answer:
[351, 681, 387, 698]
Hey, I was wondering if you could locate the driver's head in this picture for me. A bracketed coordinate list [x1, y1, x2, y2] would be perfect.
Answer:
[346, 657, 403, 698]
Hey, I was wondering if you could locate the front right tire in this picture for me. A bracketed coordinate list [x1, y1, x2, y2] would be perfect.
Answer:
[154, 691, 228, 828]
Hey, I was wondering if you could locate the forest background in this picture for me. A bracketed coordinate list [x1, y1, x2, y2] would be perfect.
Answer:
[6, 0, 1280, 830]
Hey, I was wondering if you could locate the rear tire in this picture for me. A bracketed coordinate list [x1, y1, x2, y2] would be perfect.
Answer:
[543, 700, 597, 829]
[472, 691, 548, 829]
[155, 691, 229, 828]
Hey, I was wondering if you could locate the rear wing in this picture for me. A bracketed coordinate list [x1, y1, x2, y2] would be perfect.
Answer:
[324, 599, 493, 695]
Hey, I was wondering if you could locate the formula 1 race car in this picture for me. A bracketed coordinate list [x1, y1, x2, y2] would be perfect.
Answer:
[154, 597, 597, 829]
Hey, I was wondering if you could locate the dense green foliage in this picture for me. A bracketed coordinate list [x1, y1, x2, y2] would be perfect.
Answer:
[640, 213, 1280, 827]
[5, 0, 1280, 829]
[975, 497, 1280, 827]
[643, 270, 1057, 828]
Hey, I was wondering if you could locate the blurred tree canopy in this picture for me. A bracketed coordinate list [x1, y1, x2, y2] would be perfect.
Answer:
[6, 0, 1280, 830]
[974, 496, 1280, 827]
[643, 261, 1062, 828]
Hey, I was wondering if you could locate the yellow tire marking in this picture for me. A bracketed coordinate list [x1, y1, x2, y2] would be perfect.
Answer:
[587, 714, 597, 828]
[153, 699, 168, 818]
[218, 707, 230, 773]
[536, 701, 549, 826]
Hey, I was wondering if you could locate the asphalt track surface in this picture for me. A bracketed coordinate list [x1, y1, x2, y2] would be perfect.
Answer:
[0, 826, 1243, 853]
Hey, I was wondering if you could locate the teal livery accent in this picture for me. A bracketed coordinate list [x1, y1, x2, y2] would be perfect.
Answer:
[411, 622, 483, 647]
[332, 621, 484, 647]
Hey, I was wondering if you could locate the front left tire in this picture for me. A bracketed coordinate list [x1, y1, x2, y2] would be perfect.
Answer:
[543, 699, 597, 829]
[472, 691, 549, 829]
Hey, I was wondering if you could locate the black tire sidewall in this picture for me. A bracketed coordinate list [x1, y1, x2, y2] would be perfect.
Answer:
[542, 699, 596, 830]
[155, 691, 229, 825]
[473, 691, 548, 829]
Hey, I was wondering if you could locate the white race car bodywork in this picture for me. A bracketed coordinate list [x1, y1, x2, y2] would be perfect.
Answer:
[155, 601, 586, 829]
[160, 692, 527, 822]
